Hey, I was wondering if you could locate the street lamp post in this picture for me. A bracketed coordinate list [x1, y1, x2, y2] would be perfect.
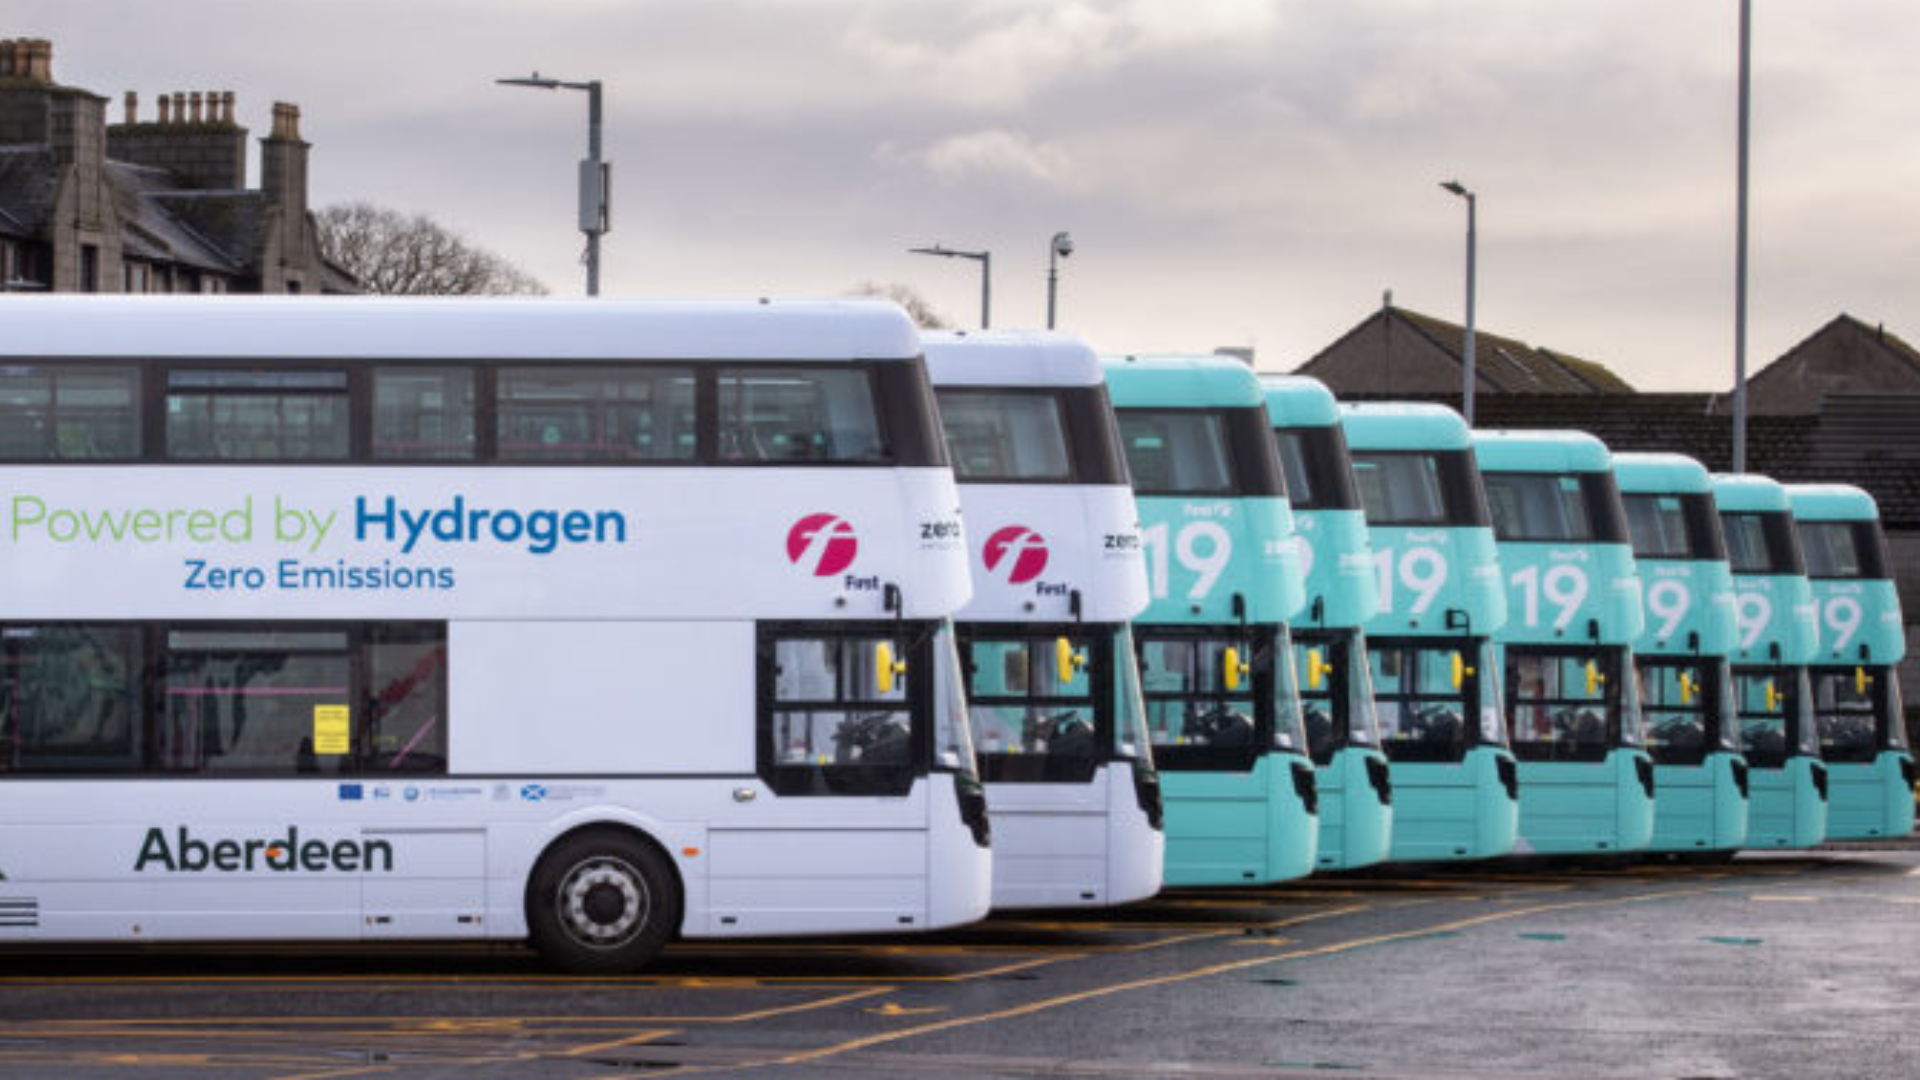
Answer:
[1732, 0, 1751, 473]
[1440, 180, 1478, 425]
[1046, 231, 1073, 330]
[909, 244, 991, 329]
[498, 72, 608, 297]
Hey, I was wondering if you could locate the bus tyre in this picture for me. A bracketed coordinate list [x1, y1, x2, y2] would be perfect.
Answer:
[528, 831, 680, 974]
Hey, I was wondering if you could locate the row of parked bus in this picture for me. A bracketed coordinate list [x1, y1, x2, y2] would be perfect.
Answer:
[0, 296, 1908, 973]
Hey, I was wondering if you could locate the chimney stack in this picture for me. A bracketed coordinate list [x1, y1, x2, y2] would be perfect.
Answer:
[0, 37, 55, 82]
[124, 90, 138, 124]
[270, 101, 302, 141]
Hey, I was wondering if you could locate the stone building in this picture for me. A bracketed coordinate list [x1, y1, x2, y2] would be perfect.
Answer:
[0, 37, 353, 294]
[1296, 301, 1634, 398]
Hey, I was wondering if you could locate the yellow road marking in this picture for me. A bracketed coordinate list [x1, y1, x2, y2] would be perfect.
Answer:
[563, 1028, 679, 1057]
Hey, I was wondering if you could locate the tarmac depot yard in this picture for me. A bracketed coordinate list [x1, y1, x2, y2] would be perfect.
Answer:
[0, 847, 1915, 1080]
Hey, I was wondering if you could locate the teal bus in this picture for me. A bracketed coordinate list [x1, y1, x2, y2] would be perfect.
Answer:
[1714, 473, 1827, 848]
[1341, 403, 1518, 861]
[1262, 376, 1394, 870]
[1614, 453, 1749, 855]
[1788, 484, 1915, 840]
[1474, 431, 1653, 854]
[1104, 355, 1319, 885]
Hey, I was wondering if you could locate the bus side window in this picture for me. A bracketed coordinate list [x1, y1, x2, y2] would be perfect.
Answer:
[0, 366, 141, 461]
[717, 368, 887, 464]
[761, 628, 916, 796]
[368, 627, 449, 773]
[0, 626, 144, 773]
[373, 367, 477, 461]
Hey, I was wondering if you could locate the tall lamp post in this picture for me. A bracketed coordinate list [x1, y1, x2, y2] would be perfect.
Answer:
[1440, 180, 1478, 424]
[1732, 0, 1751, 473]
[909, 244, 991, 329]
[1046, 231, 1073, 330]
[498, 72, 608, 297]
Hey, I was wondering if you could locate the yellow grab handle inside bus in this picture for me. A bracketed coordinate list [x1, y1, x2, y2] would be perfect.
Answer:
[1056, 636, 1087, 686]
[1856, 666, 1873, 696]
[1678, 671, 1697, 705]
[1585, 660, 1605, 696]
[874, 641, 906, 694]
[1222, 646, 1249, 692]
[1764, 679, 1781, 712]
[1450, 651, 1475, 690]
[1306, 648, 1334, 691]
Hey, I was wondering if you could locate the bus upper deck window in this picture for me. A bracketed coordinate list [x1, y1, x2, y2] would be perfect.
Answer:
[718, 368, 887, 464]
[373, 367, 476, 460]
[1116, 411, 1234, 495]
[936, 389, 1072, 482]
[167, 369, 349, 461]
[497, 366, 696, 462]
[0, 365, 141, 461]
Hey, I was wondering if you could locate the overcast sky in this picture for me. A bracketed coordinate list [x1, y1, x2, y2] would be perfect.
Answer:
[15, 0, 1918, 389]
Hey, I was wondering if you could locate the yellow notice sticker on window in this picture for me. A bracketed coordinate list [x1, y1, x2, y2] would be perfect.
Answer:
[314, 705, 351, 756]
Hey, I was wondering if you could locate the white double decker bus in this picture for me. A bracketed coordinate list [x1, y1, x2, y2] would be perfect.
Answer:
[926, 331, 1163, 909]
[0, 296, 989, 972]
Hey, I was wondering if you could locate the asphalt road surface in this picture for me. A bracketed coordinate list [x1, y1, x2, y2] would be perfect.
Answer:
[0, 848, 1915, 1079]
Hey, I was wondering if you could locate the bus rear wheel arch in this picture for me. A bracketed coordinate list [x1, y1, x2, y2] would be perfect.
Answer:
[526, 826, 682, 974]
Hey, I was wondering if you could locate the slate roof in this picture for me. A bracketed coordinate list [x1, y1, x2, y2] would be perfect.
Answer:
[104, 161, 245, 273]
[1306, 307, 1636, 394]
[0, 145, 57, 237]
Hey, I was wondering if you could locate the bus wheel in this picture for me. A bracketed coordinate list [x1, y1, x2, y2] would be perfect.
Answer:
[528, 830, 680, 974]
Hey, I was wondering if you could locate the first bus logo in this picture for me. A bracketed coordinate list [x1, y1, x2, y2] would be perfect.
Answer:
[984, 525, 1049, 585]
[786, 513, 859, 577]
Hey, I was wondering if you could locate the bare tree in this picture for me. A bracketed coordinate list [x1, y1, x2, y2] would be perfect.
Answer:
[849, 281, 949, 329]
[317, 202, 548, 296]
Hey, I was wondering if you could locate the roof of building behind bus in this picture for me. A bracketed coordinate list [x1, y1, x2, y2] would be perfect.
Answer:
[922, 330, 1103, 388]
[1099, 352, 1264, 409]
[0, 295, 924, 361]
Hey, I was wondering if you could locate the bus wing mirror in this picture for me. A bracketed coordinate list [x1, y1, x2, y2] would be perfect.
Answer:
[1765, 679, 1780, 713]
[875, 641, 906, 694]
[1585, 660, 1605, 697]
[1679, 671, 1696, 705]
[1306, 648, 1334, 691]
[1056, 636, 1087, 686]
[1221, 646, 1249, 692]
[1856, 666, 1873, 697]
[1450, 651, 1475, 690]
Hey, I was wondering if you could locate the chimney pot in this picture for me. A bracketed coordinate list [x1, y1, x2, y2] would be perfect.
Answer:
[270, 101, 303, 141]
[189, 91, 203, 124]
[0, 39, 13, 78]
[124, 90, 138, 124]
[27, 39, 52, 83]
[222, 91, 236, 125]
[171, 92, 186, 126]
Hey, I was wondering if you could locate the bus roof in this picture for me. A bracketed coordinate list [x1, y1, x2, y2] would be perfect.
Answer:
[1099, 353, 1265, 408]
[923, 330, 1103, 388]
[1471, 428, 1612, 473]
[1786, 483, 1882, 524]
[1258, 375, 1340, 428]
[1612, 452, 1714, 495]
[0, 295, 924, 362]
[1338, 401, 1471, 451]
[1711, 472, 1792, 513]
